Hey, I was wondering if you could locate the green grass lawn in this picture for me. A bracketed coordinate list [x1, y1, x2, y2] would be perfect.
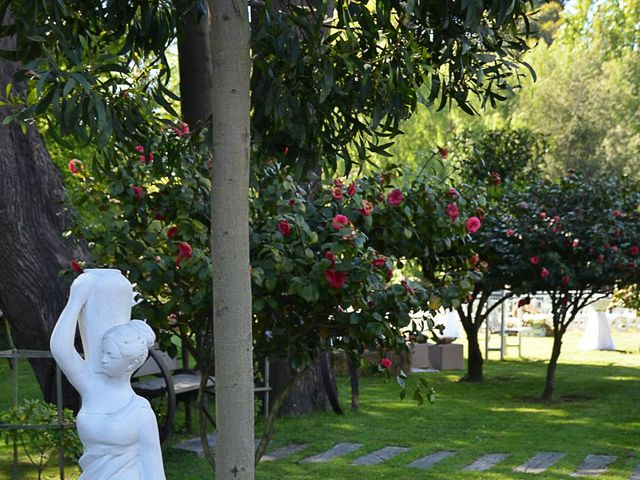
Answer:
[2, 330, 639, 479]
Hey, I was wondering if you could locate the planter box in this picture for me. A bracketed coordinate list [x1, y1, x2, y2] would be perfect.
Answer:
[428, 343, 464, 371]
[409, 343, 432, 369]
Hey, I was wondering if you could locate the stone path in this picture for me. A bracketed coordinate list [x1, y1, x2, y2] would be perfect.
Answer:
[301, 442, 363, 463]
[408, 450, 457, 469]
[514, 452, 567, 474]
[174, 437, 638, 477]
[571, 454, 617, 477]
[352, 446, 410, 465]
[464, 453, 509, 471]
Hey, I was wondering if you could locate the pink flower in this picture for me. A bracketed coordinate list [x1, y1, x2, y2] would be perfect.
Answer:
[134, 144, 145, 153]
[325, 251, 336, 266]
[530, 256, 540, 265]
[552, 215, 560, 223]
[277, 220, 292, 237]
[288, 198, 296, 206]
[572, 239, 579, 248]
[68, 159, 82, 175]
[324, 269, 347, 289]
[470, 253, 480, 266]
[465, 216, 481, 234]
[347, 182, 356, 196]
[176, 241, 193, 268]
[540, 267, 550, 278]
[358, 200, 374, 216]
[70, 260, 83, 274]
[333, 179, 344, 189]
[539, 211, 547, 219]
[131, 185, 144, 200]
[331, 214, 349, 230]
[379, 358, 392, 369]
[447, 187, 458, 199]
[167, 226, 178, 239]
[613, 210, 621, 218]
[561, 275, 570, 285]
[630, 245, 639, 256]
[331, 187, 343, 200]
[372, 257, 387, 268]
[386, 189, 404, 207]
[173, 122, 190, 138]
[445, 203, 459, 221]
[506, 229, 515, 238]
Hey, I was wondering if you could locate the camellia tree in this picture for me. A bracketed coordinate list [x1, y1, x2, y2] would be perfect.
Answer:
[495, 173, 640, 400]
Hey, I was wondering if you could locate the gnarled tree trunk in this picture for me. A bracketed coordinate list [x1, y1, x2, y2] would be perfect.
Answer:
[0, 50, 87, 408]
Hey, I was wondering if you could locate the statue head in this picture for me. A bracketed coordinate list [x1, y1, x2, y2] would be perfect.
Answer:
[101, 320, 155, 378]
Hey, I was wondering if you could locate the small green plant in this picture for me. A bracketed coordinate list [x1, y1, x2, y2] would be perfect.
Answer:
[0, 399, 81, 480]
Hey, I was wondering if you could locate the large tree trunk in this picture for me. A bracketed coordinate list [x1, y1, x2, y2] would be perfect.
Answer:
[209, 0, 254, 478]
[270, 356, 332, 415]
[541, 332, 563, 401]
[0, 47, 86, 408]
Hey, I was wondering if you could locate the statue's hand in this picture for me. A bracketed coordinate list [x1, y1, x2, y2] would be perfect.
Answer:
[68, 273, 93, 307]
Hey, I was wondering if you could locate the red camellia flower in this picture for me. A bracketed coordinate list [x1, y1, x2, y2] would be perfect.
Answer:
[134, 144, 145, 153]
[325, 251, 336, 266]
[68, 159, 82, 175]
[331, 187, 343, 200]
[358, 200, 374, 216]
[553, 215, 560, 223]
[331, 214, 349, 230]
[530, 256, 540, 265]
[630, 245, 640, 256]
[324, 269, 347, 289]
[176, 241, 193, 268]
[167, 226, 178, 239]
[277, 220, 292, 237]
[347, 182, 357, 196]
[379, 358, 392, 369]
[333, 179, 344, 189]
[540, 267, 550, 278]
[445, 203, 459, 221]
[438, 146, 448, 159]
[288, 198, 296, 206]
[131, 185, 144, 200]
[561, 274, 570, 285]
[386, 189, 404, 207]
[173, 121, 190, 138]
[372, 257, 387, 268]
[70, 260, 83, 274]
[470, 253, 480, 266]
[465, 216, 481, 234]
[539, 211, 547, 219]
[447, 187, 458, 198]
[506, 229, 515, 237]
[613, 210, 621, 218]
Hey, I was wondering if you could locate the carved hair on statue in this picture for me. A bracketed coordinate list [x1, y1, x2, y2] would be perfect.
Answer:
[102, 320, 156, 371]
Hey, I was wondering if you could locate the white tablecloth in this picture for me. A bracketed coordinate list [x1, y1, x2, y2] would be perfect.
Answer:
[580, 310, 615, 351]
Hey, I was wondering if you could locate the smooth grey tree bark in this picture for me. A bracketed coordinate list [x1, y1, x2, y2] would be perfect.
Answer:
[208, 0, 255, 478]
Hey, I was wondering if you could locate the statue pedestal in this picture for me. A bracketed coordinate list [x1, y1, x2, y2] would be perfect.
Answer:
[428, 343, 464, 371]
[410, 343, 432, 369]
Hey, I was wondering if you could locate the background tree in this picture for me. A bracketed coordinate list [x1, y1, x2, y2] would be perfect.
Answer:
[498, 174, 640, 400]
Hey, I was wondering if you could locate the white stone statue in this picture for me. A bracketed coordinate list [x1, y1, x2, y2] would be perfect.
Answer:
[50, 269, 166, 480]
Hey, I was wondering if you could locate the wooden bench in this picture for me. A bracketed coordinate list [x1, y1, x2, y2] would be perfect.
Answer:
[131, 348, 271, 443]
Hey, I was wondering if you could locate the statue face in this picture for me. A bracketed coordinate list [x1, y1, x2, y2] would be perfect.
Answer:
[101, 337, 131, 378]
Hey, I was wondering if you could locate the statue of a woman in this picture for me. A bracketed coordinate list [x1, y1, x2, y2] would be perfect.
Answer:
[50, 270, 166, 480]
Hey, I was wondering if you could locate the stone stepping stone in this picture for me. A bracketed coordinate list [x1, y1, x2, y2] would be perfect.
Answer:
[172, 433, 259, 456]
[571, 454, 617, 477]
[629, 464, 640, 480]
[302, 443, 364, 463]
[351, 446, 410, 466]
[408, 450, 457, 469]
[260, 444, 308, 462]
[464, 453, 510, 472]
[514, 452, 567, 474]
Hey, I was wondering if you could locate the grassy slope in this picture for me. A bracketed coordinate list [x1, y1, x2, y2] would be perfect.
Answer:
[1, 330, 639, 479]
